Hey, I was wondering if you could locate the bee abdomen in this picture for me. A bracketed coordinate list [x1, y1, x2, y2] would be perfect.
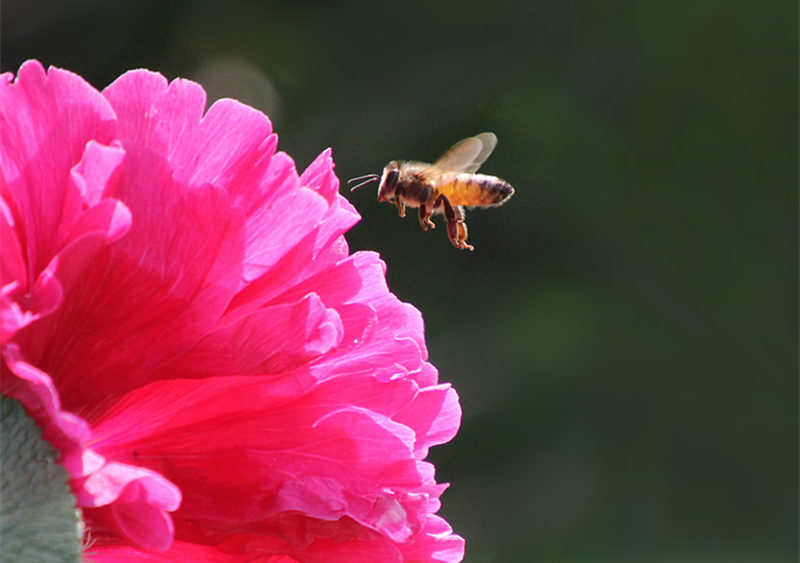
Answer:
[449, 173, 514, 207]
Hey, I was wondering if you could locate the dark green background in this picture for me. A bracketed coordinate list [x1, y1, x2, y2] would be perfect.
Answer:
[4, 1, 797, 561]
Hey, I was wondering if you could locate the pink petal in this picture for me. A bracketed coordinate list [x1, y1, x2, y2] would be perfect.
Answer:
[227, 150, 360, 313]
[89, 371, 454, 549]
[103, 71, 287, 287]
[1, 346, 181, 550]
[1, 63, 130, 343]
[29, 148, 245, 408]
[260, 251, 428, 382]
[0, 276, 62, 343]
[1, 345, 91, 471]
[88, 533, 399, 562]
[79, 462, 181, 550]
[67, 140, 125, 209]
[301, 253, 429, 382]
[158, 293, 343, 378]
[101, 70, 207, 160]
[77, 461, 181, 510]
[103, 73, 275, 195]
[398, 515, 466, 563]
[298, 149, 361, 250]
[238, 151, 299, 282]
[0, 196, 26, 291]
[395, 384, 462, 458]
[0, 60, 117, 275]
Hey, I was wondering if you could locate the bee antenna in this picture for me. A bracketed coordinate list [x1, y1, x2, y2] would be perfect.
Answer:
[347, 174, 380, 191]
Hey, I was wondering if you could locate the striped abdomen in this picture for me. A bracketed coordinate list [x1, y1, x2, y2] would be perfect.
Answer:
[438, 173, 514, 207]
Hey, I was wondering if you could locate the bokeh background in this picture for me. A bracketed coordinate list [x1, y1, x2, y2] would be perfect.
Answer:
[3, 1, 797, 561]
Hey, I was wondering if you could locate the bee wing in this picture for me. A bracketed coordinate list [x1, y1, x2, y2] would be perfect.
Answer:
[431, 132, 498, 174]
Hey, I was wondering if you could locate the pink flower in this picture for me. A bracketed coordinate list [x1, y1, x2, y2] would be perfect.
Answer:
[1, 60, 464, 562]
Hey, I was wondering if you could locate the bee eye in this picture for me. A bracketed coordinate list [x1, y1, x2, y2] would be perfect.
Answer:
[385, 169, 399, 190]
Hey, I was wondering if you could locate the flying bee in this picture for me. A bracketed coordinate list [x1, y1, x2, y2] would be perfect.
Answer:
[348, 132, 514, 250]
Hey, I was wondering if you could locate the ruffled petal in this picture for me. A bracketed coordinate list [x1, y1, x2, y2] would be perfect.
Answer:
[79, 462, 181, 550]
[0, 61, 118, 275]
[1, 345, 182, 551]
[398, 515, 466, 563]
[395, 383, 462, 458]
[227, 149, 360, 314]
[30, 148, 245, 408]
[0, 62, 131, 345]
[91, 372, 453, 544]
[1, 345, 91, 472]
[158, 293, 343, 378]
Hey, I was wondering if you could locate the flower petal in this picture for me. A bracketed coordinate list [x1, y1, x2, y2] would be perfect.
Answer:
[79, 461, 181, 550]
[158, 293, 343, 378]
[228, 150, 360, 313]
[1, 345, 91, 473]
[0, 60, 117, 275]
[398, 515, 466, 563]
[1, 63, 130, 344]
[28, 148, 245, 408]
[89, 370, 455, 552]
[395, 383, 462, 458]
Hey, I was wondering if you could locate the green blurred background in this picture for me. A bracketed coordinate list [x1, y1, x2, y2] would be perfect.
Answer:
[3, 1, 797, 561]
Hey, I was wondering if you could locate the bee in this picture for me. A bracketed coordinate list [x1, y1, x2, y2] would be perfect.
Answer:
[348, 132, 514, 250]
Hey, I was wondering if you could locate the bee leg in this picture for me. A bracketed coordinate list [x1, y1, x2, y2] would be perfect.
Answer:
[453, 205, 473, 250]
[437, 195, 474, 251]
[392, 185, 406, 217]
[418, 205, 435, 231]
[419, 187, 435, 230]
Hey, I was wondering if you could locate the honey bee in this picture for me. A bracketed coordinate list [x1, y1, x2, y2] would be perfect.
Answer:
[348, 132, 514, 250]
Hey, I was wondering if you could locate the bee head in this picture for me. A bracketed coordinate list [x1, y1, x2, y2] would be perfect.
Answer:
[377, 161, 400, 203]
